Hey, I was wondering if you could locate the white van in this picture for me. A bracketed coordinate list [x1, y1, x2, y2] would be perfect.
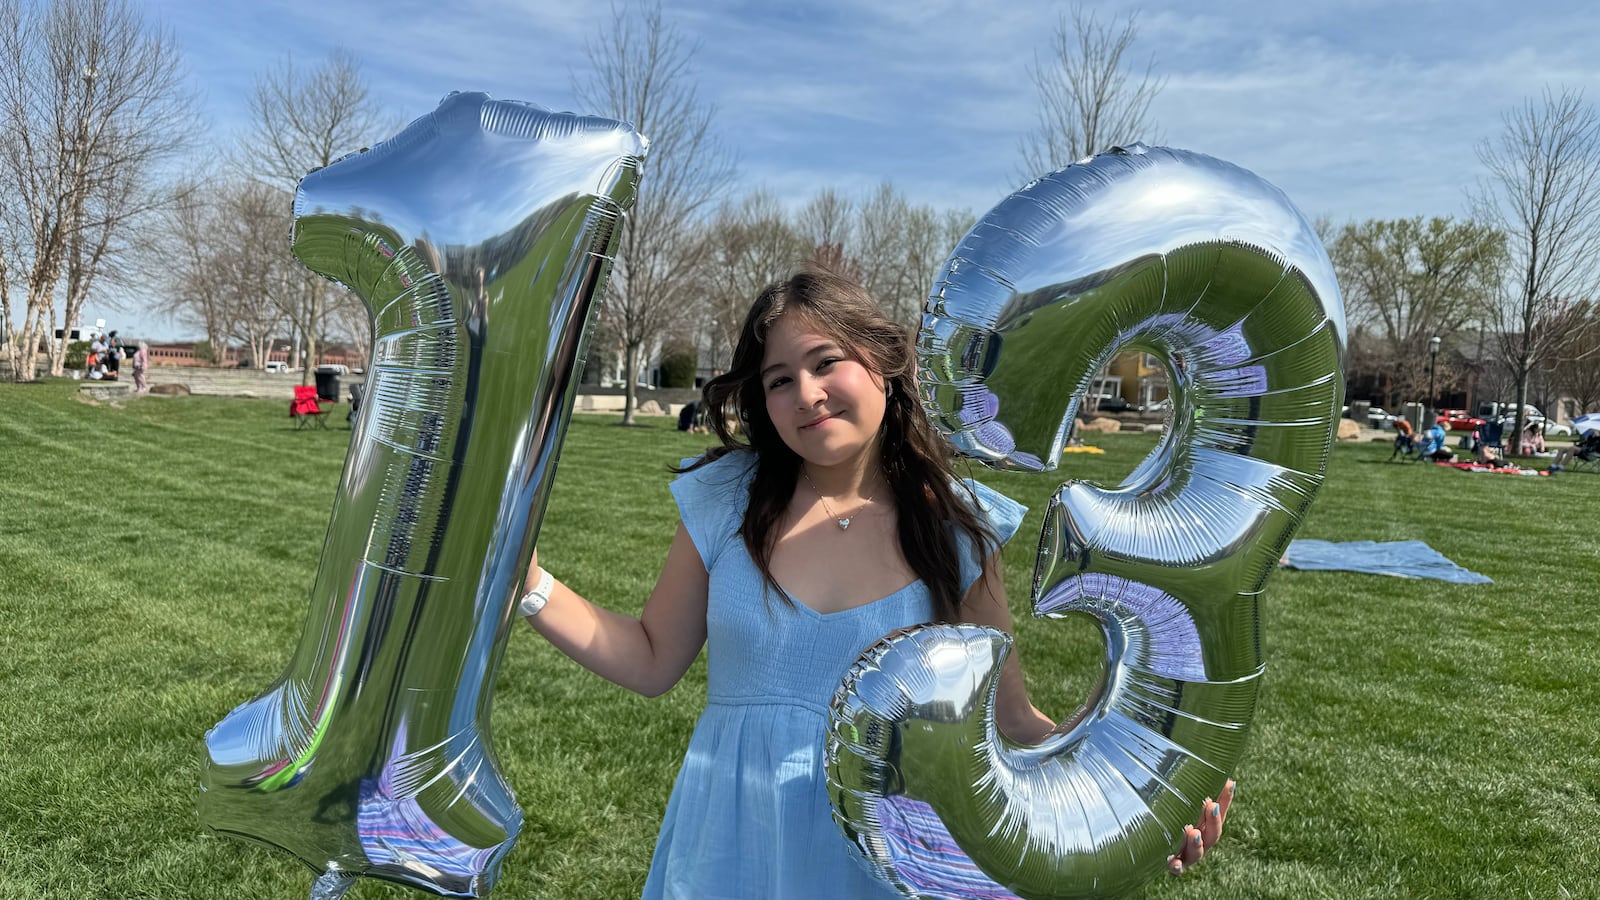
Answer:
[265, 361, 290, 373]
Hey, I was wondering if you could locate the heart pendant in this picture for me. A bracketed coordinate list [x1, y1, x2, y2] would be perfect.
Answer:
[838, 518, 851, 530]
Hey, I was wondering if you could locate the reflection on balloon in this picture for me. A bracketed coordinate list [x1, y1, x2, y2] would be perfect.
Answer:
[199, 92, 646, 898]
[828, 145, 1345, 899]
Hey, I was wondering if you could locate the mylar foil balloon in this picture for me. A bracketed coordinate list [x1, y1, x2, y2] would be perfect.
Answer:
[827, 145, 1345, 899]
[199, 92, 646, 898]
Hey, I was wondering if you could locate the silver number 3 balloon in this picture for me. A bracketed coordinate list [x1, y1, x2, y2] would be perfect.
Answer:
[827, 146, 1346, 899]
[199, 93, 646, 898]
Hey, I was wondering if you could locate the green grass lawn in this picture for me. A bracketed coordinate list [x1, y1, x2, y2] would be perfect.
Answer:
[2, 379, 1596, 900]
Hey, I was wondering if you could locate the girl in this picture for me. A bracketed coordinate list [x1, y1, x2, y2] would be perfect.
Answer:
[133, 341, 150, 394]
[521, 270, 1228, 898]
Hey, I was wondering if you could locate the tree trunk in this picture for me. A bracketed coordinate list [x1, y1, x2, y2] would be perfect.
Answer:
[0, 275, 17, 380]
[1510, 364, 1530, 456]
[46, 304, 62, 375]
[620, 341, 638, 426]
[16, 298, 50, 382]
[298, 277, 322, 385]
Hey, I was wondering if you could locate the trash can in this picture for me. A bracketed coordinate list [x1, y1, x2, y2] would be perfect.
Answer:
[314, 368, 341, 403]
[1402, 401, 1426, 433]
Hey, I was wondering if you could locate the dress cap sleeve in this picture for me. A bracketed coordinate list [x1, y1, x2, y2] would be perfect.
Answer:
[955, 478, 1030, 594]
[668, 451, 755, 570]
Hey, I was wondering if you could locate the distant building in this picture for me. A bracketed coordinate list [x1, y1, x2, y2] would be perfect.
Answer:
[144, 341, 363, 369]
[1105, 351, 1169, 409]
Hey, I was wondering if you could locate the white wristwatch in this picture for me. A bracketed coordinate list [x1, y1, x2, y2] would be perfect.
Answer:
[517, 567, 555, 618]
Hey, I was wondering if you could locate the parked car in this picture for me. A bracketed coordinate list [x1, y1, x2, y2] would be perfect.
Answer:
[265, 361, 290, 373]
[1093, 395, 1133, 413]
[1477, 402, 1543, 421]
[1438, 409, 1486, 431]
[1366, 407, 1398, 429]
[1499, 412, 1570, 436]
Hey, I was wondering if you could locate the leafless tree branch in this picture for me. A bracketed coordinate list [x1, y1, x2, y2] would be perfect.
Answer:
[1471, 86, 1600, 450]
[575, 0, 735, 423]
[0, 0, 196, 380]
[239, 50, 387, 382]
[1018, 5, 1165, 180]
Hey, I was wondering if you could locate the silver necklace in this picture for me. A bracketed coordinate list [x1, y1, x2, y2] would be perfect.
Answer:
[800, 468, 877, 531]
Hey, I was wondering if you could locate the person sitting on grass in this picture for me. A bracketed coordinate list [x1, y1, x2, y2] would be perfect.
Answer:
[675, 399, 700, 433]
[1521, 420, 1546, 455]
[1474, 443, 1502, 465]
[1419, 416, 1455, 462]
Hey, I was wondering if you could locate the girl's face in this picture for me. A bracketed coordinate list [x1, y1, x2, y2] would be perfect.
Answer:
[760, 314, 887, 467]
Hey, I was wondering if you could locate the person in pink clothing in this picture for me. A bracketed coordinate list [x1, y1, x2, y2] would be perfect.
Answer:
[132, 341, 150, 394]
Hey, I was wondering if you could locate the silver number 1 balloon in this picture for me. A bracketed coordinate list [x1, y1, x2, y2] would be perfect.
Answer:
[827, 146, 1345, 899]
[199, 92, 646, 898]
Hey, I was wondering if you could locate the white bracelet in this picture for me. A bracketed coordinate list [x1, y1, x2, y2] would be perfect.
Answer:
[518, 567, 555, 618]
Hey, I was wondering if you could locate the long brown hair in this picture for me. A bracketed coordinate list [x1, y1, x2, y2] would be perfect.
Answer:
[678, 268, 997, 621]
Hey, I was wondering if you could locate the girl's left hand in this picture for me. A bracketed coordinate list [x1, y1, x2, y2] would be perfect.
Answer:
[1166, 779, 1235, 875]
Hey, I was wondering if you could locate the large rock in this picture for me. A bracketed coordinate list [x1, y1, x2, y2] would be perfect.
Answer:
[1080, 417, 1122, 433]
[635, 399, 664, 416]
[1337, 418, 1362, 441]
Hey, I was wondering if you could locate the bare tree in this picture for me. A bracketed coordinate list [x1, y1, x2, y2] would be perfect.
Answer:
[1550, 300, 1600, 415]
[1473, 87, 1600, 452]
[698, 190, 809, 370]
[1019, 5, 1164, 180]
[222, 179, 295, 368]
[0, 0, 194, 380]
[158, 179, 238, 363]
[796, 187, 854, 250]
[1330, 217, 1505, 407]
[853, 183, 971, 328]
[807, 242, 865, 287]
[157, 177, 293, 368]
[241, 49, 387, 383]
[576, 0, 734, 425]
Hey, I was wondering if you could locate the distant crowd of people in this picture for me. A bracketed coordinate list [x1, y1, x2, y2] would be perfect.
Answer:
[84, 331, 150, 393]
[1394, 414, 1556, 467]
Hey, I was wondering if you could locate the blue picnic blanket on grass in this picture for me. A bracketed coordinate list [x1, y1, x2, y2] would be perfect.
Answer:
[1281, 540, 1492, 584]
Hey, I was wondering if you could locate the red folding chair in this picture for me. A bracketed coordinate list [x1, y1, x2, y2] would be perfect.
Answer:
[290, 384, 329, 430]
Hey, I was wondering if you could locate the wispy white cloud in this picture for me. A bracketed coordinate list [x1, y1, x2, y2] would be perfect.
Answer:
[113, 0, 1600, 338]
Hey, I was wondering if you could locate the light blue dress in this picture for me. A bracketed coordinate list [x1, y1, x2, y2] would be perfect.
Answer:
[642, 450, 1028, 900]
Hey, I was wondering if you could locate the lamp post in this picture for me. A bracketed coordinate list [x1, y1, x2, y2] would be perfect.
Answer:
[1427, 335, 1441, 424]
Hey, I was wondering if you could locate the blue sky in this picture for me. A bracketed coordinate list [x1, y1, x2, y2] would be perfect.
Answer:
[106, 0, 1600, 338]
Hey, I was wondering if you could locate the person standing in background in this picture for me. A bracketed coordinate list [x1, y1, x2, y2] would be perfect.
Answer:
[106, 331, 123, 378]
[133, 341, 150, 394]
